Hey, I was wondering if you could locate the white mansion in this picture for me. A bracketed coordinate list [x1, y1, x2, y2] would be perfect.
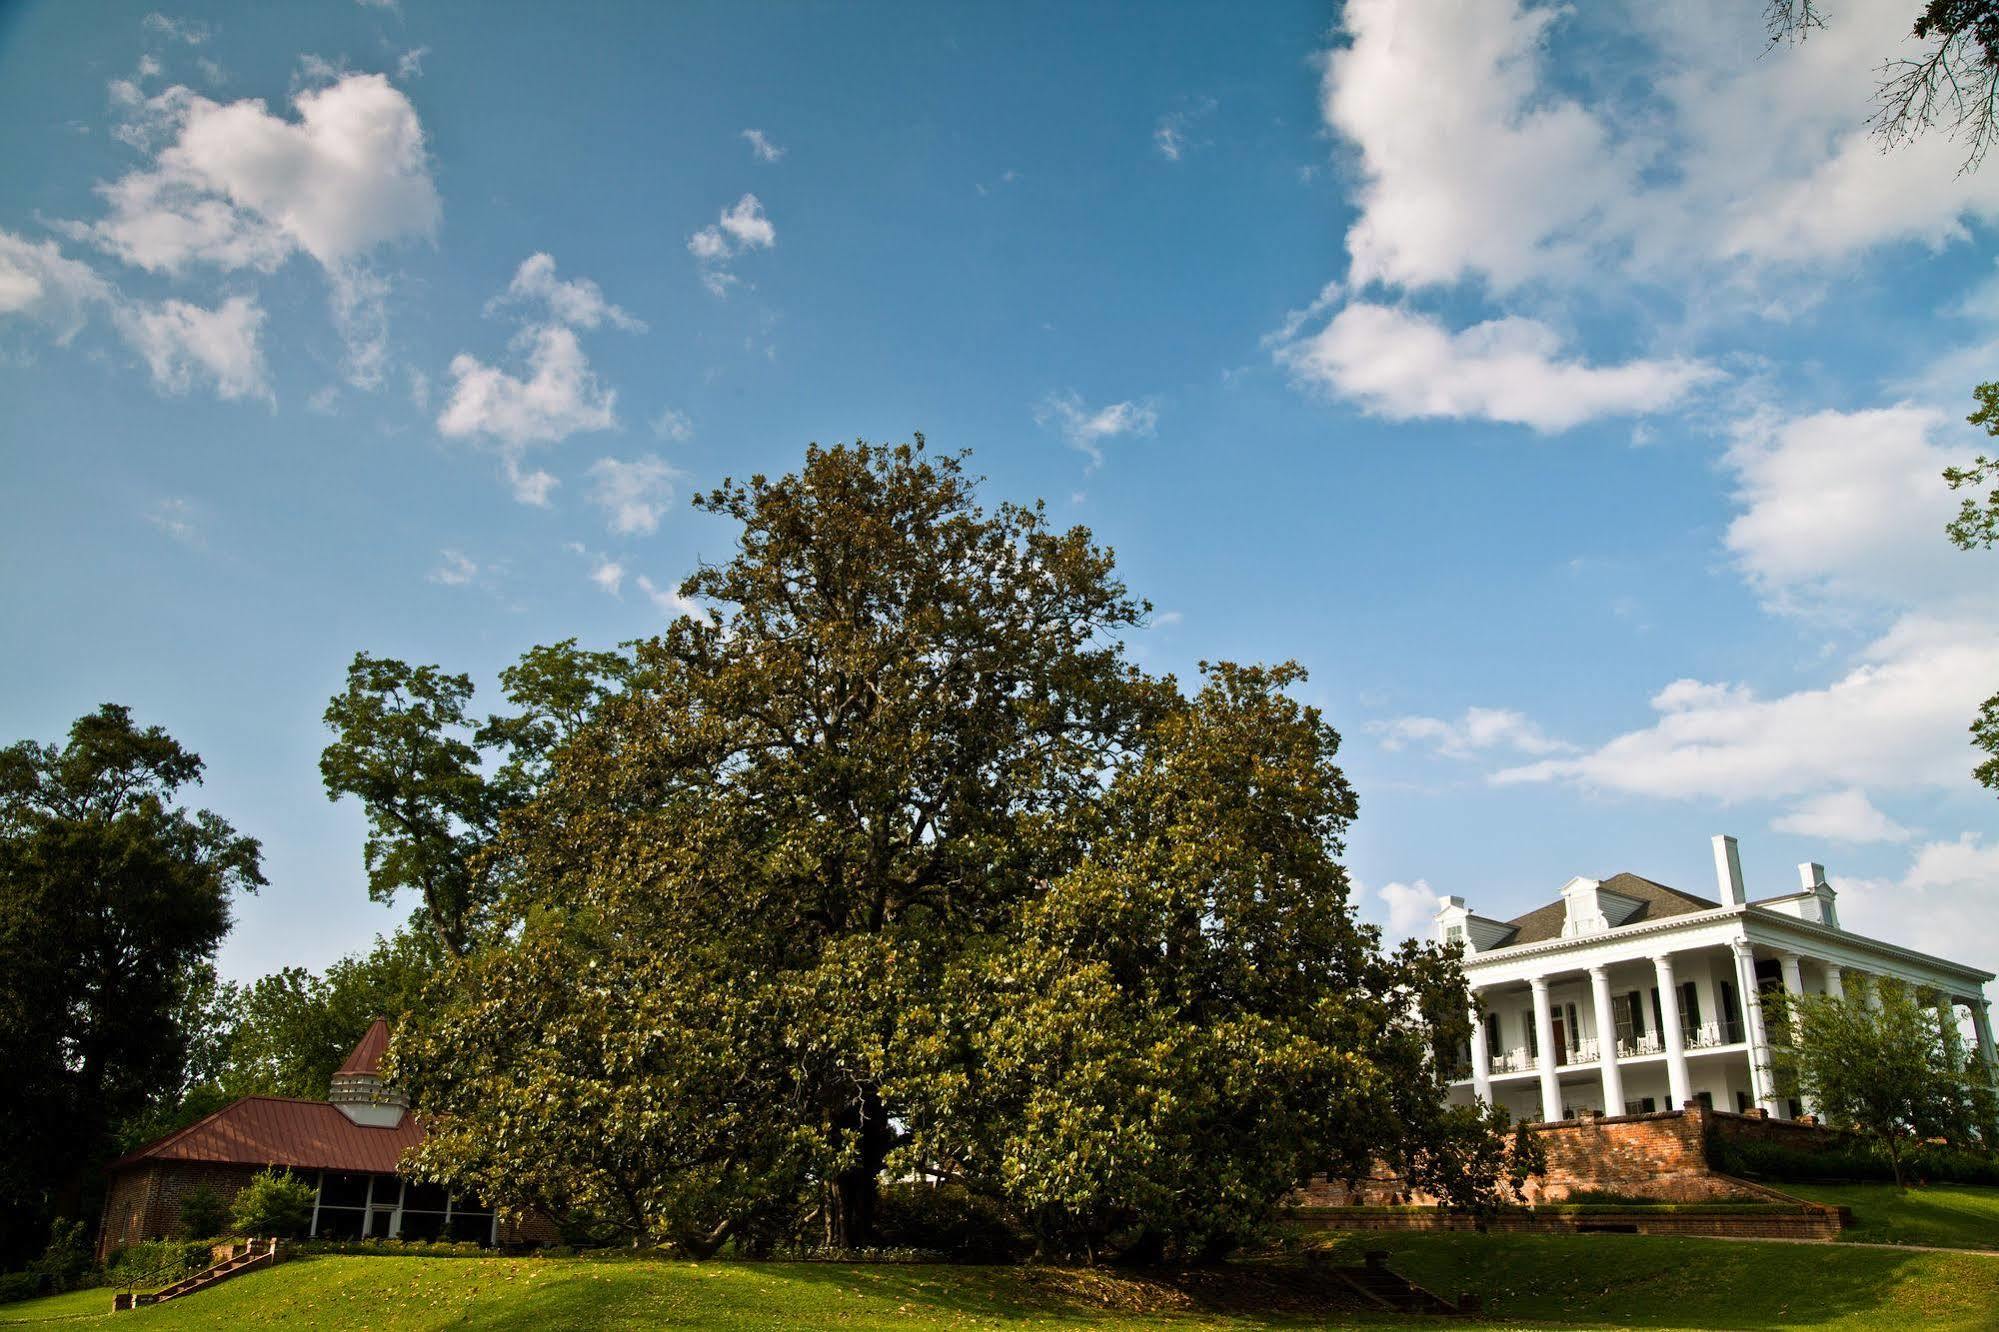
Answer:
[1436, 835, 1998, 1125]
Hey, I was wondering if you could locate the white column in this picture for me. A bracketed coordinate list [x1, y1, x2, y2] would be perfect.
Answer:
[1937, 995, 1963, 1060]
[1777, 951, 1814, 1118]
[1972, 999, 1997, 1092]
[1732, 940, 1781, 1114]
[1589, 965, 1625, 1115]
[1468, 1004, 1493, 1106]
[1531, 977, 1562, 1122]
[1823, 964, 1845, 1002]
[1652, 954, 1692, 1110]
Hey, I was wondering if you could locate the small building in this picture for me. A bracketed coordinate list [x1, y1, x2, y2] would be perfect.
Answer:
[1436, 834, 1998, 1125]
[97, 1020, 543, 1259]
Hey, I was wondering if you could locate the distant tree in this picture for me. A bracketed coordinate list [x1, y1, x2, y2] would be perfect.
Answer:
[220, 928, 441, 1100]
[228, 1170, 314, 1238]
[1769, 1, 1999, 170]
[320, 641, 626, 956]
[0, 706, 262, 1263]
[1768, 981, 1997, 1187]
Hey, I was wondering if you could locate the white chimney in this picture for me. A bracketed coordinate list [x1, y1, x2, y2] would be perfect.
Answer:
[1798, 861, 1839, 929]
[1712, 834, 1745, 907]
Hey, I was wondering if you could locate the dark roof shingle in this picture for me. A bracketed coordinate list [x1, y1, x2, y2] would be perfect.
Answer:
[1501, 873, 1719, 948]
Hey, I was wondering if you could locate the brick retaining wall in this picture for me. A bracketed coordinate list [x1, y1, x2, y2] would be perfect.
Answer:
[1297, 1102, 1850, 1214]
[1296, 1204, 1845, 1241]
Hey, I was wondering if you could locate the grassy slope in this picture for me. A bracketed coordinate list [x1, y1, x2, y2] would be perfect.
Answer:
[1311, 1232, 1999, 1330]
[0, 1235, 1992, 1330]
[1780, 1182, 1999, 1250]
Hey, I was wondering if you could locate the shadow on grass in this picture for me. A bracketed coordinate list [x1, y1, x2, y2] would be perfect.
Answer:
[434, 1258, 1375, 1330]
[1312, 1231, 1996, 1330]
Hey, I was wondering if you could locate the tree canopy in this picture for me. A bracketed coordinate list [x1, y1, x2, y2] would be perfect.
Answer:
[1768, 980, 1997, 1187]
[0, 706, 262, 1263]
[388, 440, 1518, 1261]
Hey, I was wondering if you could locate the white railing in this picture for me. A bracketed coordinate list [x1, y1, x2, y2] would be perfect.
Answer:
[1491, 1048, 1534, 1074]
[1572, 1036, 1600, 1063]
[1617, 1033, 1662, 1058]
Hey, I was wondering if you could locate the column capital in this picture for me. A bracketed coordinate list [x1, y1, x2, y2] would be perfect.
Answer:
[1529, 975, 1551, 993]
[1778, 948, 1803, 964]
[1729, 938, 1755, 959]
[1587, 964, 1610, 980]
[1651, 952, 1678, 971]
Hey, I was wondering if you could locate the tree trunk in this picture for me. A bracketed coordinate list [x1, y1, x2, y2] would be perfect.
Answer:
[1885, 1134, 1906, 1190]
[825, 1087, 892, 1249]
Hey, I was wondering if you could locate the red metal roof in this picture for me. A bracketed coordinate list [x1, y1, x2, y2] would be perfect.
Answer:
[111, 1096, 423, 1175]
[336, 1019, 391, 1078]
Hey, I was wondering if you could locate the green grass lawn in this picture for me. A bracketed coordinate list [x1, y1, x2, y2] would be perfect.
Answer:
[1782, 1181, 1999, 1251]
[1, 1235, 1995, 1330]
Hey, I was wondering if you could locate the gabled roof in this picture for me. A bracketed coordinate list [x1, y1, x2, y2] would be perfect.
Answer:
[111, 1095, 421, 1175]
[336, 1019, 391, 1078]
[1500, 873, 1720, 948]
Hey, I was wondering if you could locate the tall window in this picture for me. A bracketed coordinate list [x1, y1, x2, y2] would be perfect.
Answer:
[1613, 993, 1644, 1044]
[1484, 1013, 1503, 1058]
[1525, 1012, 1538, 1058]
[1678, 981, 1702, 1034]
[1721, 981, 1744, 1043]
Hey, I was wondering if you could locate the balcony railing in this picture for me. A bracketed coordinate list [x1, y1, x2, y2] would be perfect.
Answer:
[1491, 1048, 1534, 1074]
[1617, 1033, 1662, 1058]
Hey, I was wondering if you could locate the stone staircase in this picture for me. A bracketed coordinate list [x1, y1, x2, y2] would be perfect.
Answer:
[1331, 1249, 1478, 1317]
[113, 1237, 282, 1310]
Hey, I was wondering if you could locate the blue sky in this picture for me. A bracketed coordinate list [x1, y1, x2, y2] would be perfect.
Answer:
[4, 0, 1999, 984]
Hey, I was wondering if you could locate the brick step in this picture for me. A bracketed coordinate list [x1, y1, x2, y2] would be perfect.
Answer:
[114, 1239, 283, 1311]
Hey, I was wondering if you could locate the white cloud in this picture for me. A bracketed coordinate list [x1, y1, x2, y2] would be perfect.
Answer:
[1152, 609, 1183, 629]
[114, 294, 270, 402]
[650, 407, 693, 441]
[69, 72, 436, 390]
[489, 252, 644, 332]
[428, 549, 478, 586]
[146, 496, 202, 546]
[637, 573, 709, 623]
[1153, 99, 1215, 163]
[396, 47, 429, 80]
[1277, 303, 1717, 432]
[75, 73, 438, 274]
[1325, 0, 1635, 293]
[0, 231, 113, 342]
[1034, 391, 1158, 467]
[590, 557, 625, 596]
[1375, 706, 1573, 761]
[741, 129, 785, 163]
[687, 194, 774, 296]
[587, 454, 683, 536]
[306, 385, 339, 414]
[406, 366, 430, 410]
[1834, 835, 1999, 978]
[1771, 788, 1912, 845]
[436, 324, 617, 502]
[1722, 405, 1985, 616]
[1321, 0, 1999, 296]
[1377, 878, 1445, 940]
[1495, 616, 1999, 801]
[142, 13, 210, 44]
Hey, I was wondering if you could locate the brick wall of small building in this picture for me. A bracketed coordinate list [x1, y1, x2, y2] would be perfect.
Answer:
[97, 1162, 263, 1260]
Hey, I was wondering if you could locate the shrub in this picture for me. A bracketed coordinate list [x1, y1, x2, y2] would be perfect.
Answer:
[229, 1169, 316, 1237]
[1561, 1189, 1664, 1207]
[1713, 1136, 1999, 1186]
[177, 1184, 231, 1240]
[27, 1218, 91, 1294]
[106, 1239, 211, 1290]
[0, 1272, 39, 1304]
[874, 1183, 1027, 1263]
